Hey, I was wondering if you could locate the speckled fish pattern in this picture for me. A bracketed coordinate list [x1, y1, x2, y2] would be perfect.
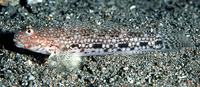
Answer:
[13, 20, 193, 56]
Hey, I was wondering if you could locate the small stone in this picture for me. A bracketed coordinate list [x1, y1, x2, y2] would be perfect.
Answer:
[123, 67, 129, 70]
[28, 75, 35, 80]
[130, 5, 136, 10]
[27, 0, 43, 5]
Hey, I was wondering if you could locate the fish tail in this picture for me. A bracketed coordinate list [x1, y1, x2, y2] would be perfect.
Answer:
[160, 31, 194, 52]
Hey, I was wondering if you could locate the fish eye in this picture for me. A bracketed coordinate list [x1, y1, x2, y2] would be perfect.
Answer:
[27, 29, 31, 33]
[25, 28, 34, 35]
[25, 25, 34, 35]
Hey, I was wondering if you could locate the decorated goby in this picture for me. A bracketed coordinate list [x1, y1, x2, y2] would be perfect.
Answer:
[13, 21, 194, 56]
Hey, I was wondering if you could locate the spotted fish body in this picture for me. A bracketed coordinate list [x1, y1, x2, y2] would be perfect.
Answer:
[13, 21, 193, 56]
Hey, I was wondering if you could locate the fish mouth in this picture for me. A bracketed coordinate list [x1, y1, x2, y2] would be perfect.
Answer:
[13, 38, 23, 48]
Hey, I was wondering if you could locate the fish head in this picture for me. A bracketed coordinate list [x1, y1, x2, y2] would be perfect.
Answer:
[13, 26, 57, 54]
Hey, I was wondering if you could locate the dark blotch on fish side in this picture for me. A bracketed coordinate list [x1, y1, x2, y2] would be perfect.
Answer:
[117, 49, 122, 51]
[155, 41, 163, 45]
[130, 47, 134, 50]
[93, 44, 102, 48]
[104, 48, 109, 52]
[71, 44, 79, 48]
[118, 43, 128, 48]
[140, 42, 148, 46]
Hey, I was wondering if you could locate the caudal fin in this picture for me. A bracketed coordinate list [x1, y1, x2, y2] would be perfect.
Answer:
[160, 32, 194, 52]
